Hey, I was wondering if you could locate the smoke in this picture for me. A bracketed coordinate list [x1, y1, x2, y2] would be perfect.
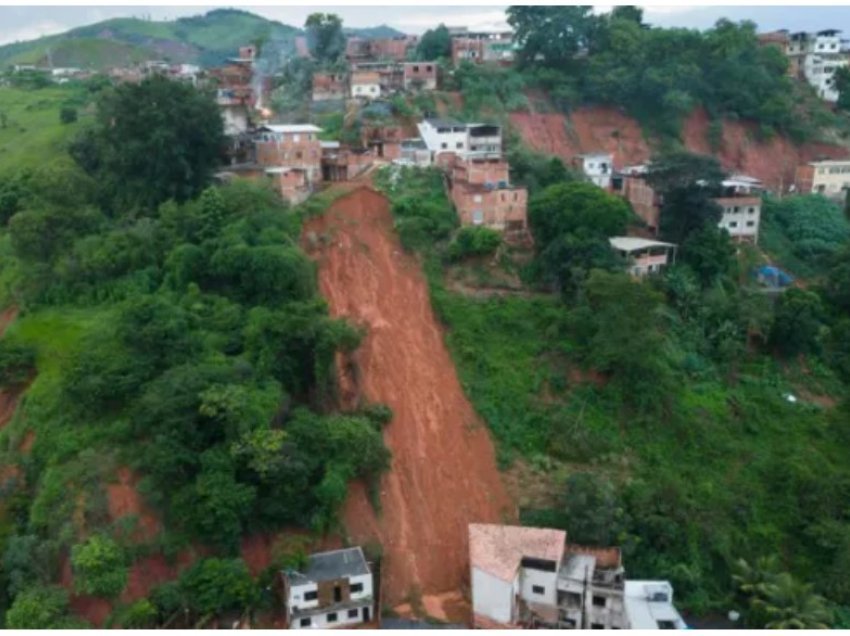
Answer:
[252, 30, 299, 113]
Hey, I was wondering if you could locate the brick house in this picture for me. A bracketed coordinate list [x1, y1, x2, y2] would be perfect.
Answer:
[321, 142, 375, 181]
[265, 167, 311, 205]
[312, 72, 347, 101]
[448, 153, 529, 243]
[351, 70, 382, 100]
[612, 166, 661, 234]
[402, 62, 438, 91]
[451, 32, 517, 66]
[254, 124, 323, 203]
[361, 124, 404, 160]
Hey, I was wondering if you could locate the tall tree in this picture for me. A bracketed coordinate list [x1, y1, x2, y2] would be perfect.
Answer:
[835, 66, 850, 111]
[507, 6, 600, 68]
[417, 24, 451, 60]
[72, 75, 224, 211]
[305, 13, 345, 64]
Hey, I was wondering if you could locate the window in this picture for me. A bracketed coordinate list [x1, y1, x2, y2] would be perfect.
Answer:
[593, 595, 606, 608]
[293, 134, 300, 142]
[729, 221, 738, 228]
[748, 207, 755, 214]
[474, 194, 482, 203]
[426, 65, 433, 71]
[532, 585, 545, 595]
[327, 612, 338, 624]
[473, 210, 484, 225]
[371, 86, 376, 93]
[592, 624, 604, 629]
[304, 591, 318, 601]
[441, 142, 448, 149]
[295, 151, 303, 160]
[733, 206, 740, 213]
[456, 142, 463, 149]
[746, 221, 755, 227]
[657, 620, 677, 629]
[348, 608, 359, 619]
[413, 65, 419, 72]
[351, 583, 364, 594]
[300, 618, 311, 627]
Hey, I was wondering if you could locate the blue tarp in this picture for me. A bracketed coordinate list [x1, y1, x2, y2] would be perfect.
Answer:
[755, 265, 794, 287]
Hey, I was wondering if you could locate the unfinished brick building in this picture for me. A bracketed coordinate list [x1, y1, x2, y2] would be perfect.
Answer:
[321, 142, 375, 181]
[312, 72, 348, 101]
[402, 62, 438, 91]
[254, 124, 323, 203]
[448, 153, 530, 243]
[361, 124, 404, 160]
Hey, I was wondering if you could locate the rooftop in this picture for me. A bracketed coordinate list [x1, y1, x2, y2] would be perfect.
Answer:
[810, 158, 850, 166]
[259, 124, 323, 134]
[624, 581, 687, 630]
[286, 547, 370, 586]
[469, 524, 566, 583]
[609, 237, 676, 253]
[423, 117, 464, 128]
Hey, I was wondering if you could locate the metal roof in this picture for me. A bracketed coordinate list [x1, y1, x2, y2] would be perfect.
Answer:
[286, 547, 370, 585]
[609, 237, 676, 252]
[259, 124, 323, 134]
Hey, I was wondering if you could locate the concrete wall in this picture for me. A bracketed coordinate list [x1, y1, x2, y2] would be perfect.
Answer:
[811, 161, 850, 196]
[472, 566, 515, 625]
[519, 566, 558, 608]
[717, 197, 761, 243]
[289, 572, 373, 629]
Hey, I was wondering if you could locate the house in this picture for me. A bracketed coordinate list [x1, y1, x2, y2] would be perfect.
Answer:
[612, 165, 661, 234]
[804, 158, 850, 197]
[417, 119, 503, 161]
[451, 31, 517, 65]
[574, 152, 614, 189]
[714, 175, 763, 244]
[283, 547, 375, 629]
[312, 72, 348, 101]
[321, 142, 375, 181]
[469, 524, 629, 629]
[350, 61, 404, 94]
[785, 30, 848, 101]
[254, 124, 323, 201]
[361, 124, 404, 160]
[609, 237, 677, 277]
[351, 70, 382, 100]
[346, 36, 414, 63]
[398, 138, 432, 167]
[448, 153, 529, 243]
[624, 581, 688, 630]
[402, 62, 438, 91]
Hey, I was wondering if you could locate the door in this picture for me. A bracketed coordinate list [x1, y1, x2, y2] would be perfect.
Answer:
[334, 586, 342, 603]
[363, 607, 371, 623]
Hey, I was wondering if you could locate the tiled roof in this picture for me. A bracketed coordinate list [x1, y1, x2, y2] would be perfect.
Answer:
[469, 524, 566, 583]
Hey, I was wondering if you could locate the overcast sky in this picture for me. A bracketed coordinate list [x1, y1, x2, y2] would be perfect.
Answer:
[2, 5, 850, 46]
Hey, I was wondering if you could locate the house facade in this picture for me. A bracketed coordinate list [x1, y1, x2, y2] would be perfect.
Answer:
[351, 70, 382, 99]
[312, 72, 348, 101]
[609, 237, 677, 277]
[574, 152, 614, 189]
[254, 124, 323, 203]
[417, 119, 503, 160]
[403, 62, 438, 91]
[715, 196, 761, 243]
[624, 581, 688, 630]
[469, 524, 632, 629]
[451, 32, 517, 65]
[786, 30, 848, 101]
[283, 547, 375, 629]
[806, 158, 850, 197]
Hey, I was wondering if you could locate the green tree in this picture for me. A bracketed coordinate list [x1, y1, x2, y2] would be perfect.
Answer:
[560, 472, 626, 546]
[6, 585, 88, 629]
[834, 66, 850, 111]
[507, 6, 600, 69]
[70, 534, 128, 598]
[179, 558, 258, 616]
[770, 288, 824, 357]
[754, 573, 832, 629]
[305, 13, 345, 64]
[680, 224, 736, 286]
[76, 75, 224, 210]
[417, 24, 451, 60]
[59, 106, 78, 124]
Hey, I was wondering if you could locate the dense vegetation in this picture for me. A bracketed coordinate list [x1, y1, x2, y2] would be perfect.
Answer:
[375, 159, 850, 626]
[0, 77, 389, 627]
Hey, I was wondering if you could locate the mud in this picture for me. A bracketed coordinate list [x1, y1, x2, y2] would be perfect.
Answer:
[107, 467, 161, 542]
[303, 187, 514, 609]
[511, 106, 850, 191]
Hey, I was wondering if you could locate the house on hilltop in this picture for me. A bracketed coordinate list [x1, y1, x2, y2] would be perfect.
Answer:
[283, 547, 375, 629]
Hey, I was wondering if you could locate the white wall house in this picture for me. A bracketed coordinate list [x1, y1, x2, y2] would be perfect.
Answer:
[417, 119, 503, 160]
[787, 29, 847, 102]
[351, 72, 381, 100]
[716, 196, 761, 244]
[469, 524, 632, 629]
[625, 581, 688, 630]
[575, 152, 614, 189]
[284, 547, 374, 629]
[809, 159, 850, 196]
[609, 237, 677, 277]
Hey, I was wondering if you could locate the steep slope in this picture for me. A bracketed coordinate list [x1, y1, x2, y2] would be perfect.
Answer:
[303, 187, 514, 612]
[511, 106, 850, 190]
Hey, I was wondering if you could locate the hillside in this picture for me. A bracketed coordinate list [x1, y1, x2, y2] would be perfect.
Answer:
[0, 9, 299, 69]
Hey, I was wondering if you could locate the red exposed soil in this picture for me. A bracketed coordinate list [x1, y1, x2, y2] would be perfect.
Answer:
[681, 108, 849, 190]
[303, 187, 514, 609]
[0, 386, 23, 431]
[240, 531, 343, 577]
[19, 429, 35, 453]
[121, 551, 197, 605]
[511, 106, 850, 191]
[107, 467, 161, 542]
[510, 107, 652, 168]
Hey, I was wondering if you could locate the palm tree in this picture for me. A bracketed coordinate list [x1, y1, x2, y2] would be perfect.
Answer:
[753, 572, 832, 629]
[732, 556, 781, 628]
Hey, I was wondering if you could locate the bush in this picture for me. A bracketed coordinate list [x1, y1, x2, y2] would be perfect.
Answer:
[446, 226, 502, 261]
[179, 558, 258, 616]
[5, 585, 88, 629]
[70, 534, 128, 598]
[0, 339, 36, 386]
[59, 107, 78, 124]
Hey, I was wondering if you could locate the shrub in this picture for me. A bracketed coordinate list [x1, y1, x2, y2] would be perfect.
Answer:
[446, 226, 502, 261]
[70, 534, 128, 598]
[59, 107, 78, 124]
[0, 339, 36, 386]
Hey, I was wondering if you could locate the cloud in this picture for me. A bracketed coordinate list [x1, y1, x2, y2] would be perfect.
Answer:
[0, 20, 69, 46]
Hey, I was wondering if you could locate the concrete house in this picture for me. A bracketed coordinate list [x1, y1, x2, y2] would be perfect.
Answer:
[609, 237, 677, 277]
[803, 158, 850, 198]
[574, 152, 614, 189]
[283, 547, 374, 629]
[402, 62, 438, 91]
[312, 72, 347, 102]
[469, 524, 630, 629]
[351, 70, 382, 100]
[451, 31, 517, 65]
[417, 119, 503, 161]
[714, 175, 763, 244]
[625, 581, 688, 630]
[785, 30, 848, 102]
[254, 124, 323, 202]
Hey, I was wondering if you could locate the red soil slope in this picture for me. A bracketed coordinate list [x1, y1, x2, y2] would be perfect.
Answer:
[303, 187, 514, 609]
[511, 106, 850, 191]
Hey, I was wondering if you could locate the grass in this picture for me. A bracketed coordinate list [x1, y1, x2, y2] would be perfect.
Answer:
[0, 86, 91, 174]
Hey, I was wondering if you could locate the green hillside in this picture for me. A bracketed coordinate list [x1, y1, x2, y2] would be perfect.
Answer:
[0, 9, 300, 70]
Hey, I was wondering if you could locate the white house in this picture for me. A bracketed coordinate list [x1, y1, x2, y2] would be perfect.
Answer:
[609, 237, 677, 277]
[574, 152, 614, 189]
[417, 119, 503, 160]
[469, 524, 628, 629]
[625, 581, 688, 630]
[808, 158, 850, 197]
[787, 29, 847, 102]
[715, 196, 761, 244]
[283, 547, 374, 629]
[351, 71, 381, 100]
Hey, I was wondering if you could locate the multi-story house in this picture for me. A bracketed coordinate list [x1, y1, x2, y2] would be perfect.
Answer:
[469, 524, 686, 630]
[351, 70, 382, 100]
[448, 153, 529, 243]
[802, 158, 850, 198]
[417, 119, 502, 161]
[714, 175, 763, 244]
[283, 547, 375, 629]
[573, 152, 614, 189]
[609, 237, 677, 277]
[451, 31, 518, 66]
[402, 62, 438, 91]
[312, 72, 348, 102]
[254, 124, 323, 202]
[786, 30, 848, 102]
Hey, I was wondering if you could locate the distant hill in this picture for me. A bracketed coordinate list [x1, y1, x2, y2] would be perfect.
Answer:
[0, 9, 301, 70]
[344, 25, 406, 39]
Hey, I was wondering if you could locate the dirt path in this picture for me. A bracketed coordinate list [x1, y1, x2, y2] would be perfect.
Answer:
[303, 187, 514, 612]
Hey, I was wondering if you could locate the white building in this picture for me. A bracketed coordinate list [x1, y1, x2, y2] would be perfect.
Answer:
[351, 71, 381, 100]
[808, 158, 850, 197]
[417, 119, 502, 161]
[609, 237, 677, 277]
[625, 581, 688, 630]
[574, 152, 614, 189]
[283, 547, 374, 629]
[787, 30, 848, 102]
[469, 524, 629, 629]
